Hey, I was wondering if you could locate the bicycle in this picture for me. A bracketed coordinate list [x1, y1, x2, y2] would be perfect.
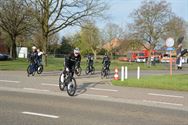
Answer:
[101, 65, 110, 79]
[59, 70, 77, 96]
[85, 64, 95, 75]
[27, 63, 43, 76]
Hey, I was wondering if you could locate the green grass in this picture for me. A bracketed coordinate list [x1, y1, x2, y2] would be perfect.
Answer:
[1, 57, 188, 91]
[0, 57, 65, 71]
[109, 60, 165, 70]
[0, 56, 176, 71]
[0, 58, 28, 70]
[44, 57, 64, 71]
[112, 74, 188, 91]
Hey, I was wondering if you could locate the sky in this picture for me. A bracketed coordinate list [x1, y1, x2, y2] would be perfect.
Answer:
[60, 0, 188, 37]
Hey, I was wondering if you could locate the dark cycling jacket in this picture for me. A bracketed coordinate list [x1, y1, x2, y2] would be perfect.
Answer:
[29, 51, 38, 64]
[65, 53, 81, 70]
[102, 56, 111, 65]
[87, 55, 94, 65]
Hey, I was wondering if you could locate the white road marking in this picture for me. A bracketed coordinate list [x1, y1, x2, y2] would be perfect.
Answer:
[23, 88, 50, 92]
[41, 83, 58, 87]
[22, 112, 59, 119]
[143, 100, 183, 107]
[89, 87, 118, 92]
[148, 93, 184, 98]
[0, 80, 20, 83]
[82, 94, 109, 98]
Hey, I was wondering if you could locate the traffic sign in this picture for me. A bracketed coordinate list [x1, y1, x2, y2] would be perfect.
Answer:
[166, 47, 175, 51]
[166, 37, 174, 47]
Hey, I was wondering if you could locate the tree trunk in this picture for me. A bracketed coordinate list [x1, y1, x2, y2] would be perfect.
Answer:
[94, 51, 97, 60]
[43, 0, 49, 67]
[91, 47, 97, 60]
[43, 35, 48, 66]
[147, 49, 153, 67]
[10, 46, 12, 58]
[110, 51, 113, 59]
[11, 36, 17, 59]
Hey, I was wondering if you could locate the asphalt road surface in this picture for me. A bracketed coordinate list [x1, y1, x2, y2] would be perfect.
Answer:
[0, 70, 188, 125]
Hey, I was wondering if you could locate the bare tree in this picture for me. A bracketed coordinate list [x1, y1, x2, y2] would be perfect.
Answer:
[48, 33, 60, 55]
[129, 0, 174, 66]
[102, 23, 125, 56]
[81, 21, 100, 59]
[165, 16, 187, 47]
[25, 0, 107, 66]
[0, 0, 34, 59]
[102, 23, 124, 42]
[186, 22, 188, 48]
[31, 29, 43, 50]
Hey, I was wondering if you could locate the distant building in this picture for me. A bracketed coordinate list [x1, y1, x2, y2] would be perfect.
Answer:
[102, 38, 121, 50]
[102, 38, 145, 55]
[16, 47, 28, 58]
[102, 38, 123, 55]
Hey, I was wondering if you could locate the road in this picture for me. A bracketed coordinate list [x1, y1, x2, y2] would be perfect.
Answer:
[0, 70, 188, 125]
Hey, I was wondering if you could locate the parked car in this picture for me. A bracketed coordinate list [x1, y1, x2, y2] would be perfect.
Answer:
[160, 54, 176, 63]
[0, 53, 10, 61]
[118, 57, 129, 62]
[135, 52, 146, 63]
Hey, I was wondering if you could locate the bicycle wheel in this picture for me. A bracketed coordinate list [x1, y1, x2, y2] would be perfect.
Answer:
[101, 69, 105, 79]
[32, 71, 35, 76]
[104, 69, 108, 78]
[85, 66, 90, 75]
[59, 73, 66, 91]
[37, 64, 43, 74]
[91, 67, 95, 75]
[106, 69, 110, 79]
[27, 64, 35, 76]
[27, 65, 31, 76]
[67, 77, 77, 96]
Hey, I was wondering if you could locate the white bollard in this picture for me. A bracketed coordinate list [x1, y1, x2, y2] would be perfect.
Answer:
[121, 66, 125, 81]
[137, 66, 140, 80]
[125, 66, 128, 79]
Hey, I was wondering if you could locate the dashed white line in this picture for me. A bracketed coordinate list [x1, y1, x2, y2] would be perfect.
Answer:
[143, 100, 183, 107]
[22, 112, 59, 119]
[82, 94, 109, 98]
[89, 87, 118, 92]
[148, 93, 184, 98]
[23, 88, 50, 92]
[41, 83, 58, 87]
[0, 80, 20, 83]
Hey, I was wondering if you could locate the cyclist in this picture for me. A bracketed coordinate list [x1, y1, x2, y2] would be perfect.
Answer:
[37, 48, 43, 65]
[29, 46, 38, 72]
[62, 48, 81, 80]
[102, 53, 111, 71]
[87, 53, 94, 72]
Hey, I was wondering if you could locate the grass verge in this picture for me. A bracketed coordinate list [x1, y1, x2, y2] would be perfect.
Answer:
[112, 74, 188, 91]
[0, 56, 172, 71]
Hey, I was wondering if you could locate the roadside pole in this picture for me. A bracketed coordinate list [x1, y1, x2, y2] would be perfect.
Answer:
[121, 66, 125, 81]
[137, 66, 140, 80]
[125, 66, 128, 79]
[170, 50, 172, 79]
[166, 37, 174, 79]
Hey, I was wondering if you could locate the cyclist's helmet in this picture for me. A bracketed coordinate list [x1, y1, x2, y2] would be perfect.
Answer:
[32, 46, 37, 50]
[74, 47, 80, 56]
